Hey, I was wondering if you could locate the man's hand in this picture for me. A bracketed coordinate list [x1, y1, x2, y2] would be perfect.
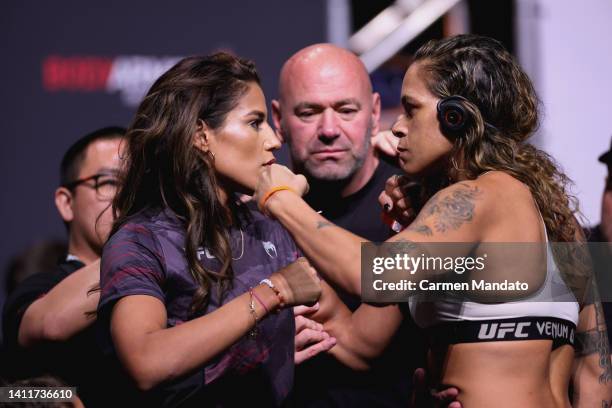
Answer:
[411, 367, 462, 408]
[294, 303, 336, 364]
[372, 130, 399, 158]
[270, 257, 321, 307]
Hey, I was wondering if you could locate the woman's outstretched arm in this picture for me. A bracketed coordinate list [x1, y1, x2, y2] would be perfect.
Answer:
[298, 279, 403, 369]
[257, 164, 484, 295]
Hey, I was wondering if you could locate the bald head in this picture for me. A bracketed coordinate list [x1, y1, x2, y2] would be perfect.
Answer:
[272, 44, 381, 191]
[279, 43, 372, 100]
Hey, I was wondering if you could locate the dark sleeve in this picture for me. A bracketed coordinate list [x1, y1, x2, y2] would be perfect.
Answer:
[98, 224, 167, 316]
[2, 270, 67, 350]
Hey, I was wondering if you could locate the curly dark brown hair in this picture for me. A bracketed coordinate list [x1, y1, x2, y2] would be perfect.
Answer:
[414, 34, 581, 244]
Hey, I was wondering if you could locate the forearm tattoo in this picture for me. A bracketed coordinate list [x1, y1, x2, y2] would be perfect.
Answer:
[413, 183, 482, 234]
[316, 221, 333, 230]
[576, 301, 612, 384]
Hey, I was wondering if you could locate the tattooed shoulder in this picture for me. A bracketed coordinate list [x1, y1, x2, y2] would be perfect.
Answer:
[576, 301, 612, 384]
[417, 183, 483, 234]
[406, 223, 433, 236]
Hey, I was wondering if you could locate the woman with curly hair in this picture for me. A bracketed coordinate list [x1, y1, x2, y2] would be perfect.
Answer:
[254, 35, 611, 407]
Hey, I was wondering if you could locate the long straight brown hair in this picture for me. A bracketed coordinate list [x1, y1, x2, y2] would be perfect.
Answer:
[111, 53, 260, 313]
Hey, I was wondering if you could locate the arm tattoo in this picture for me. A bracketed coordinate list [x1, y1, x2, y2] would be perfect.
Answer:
[576, 329, 604, 355]
[595, 300, 612, 384]
[418, 184, 482, 233]
[316, 221, 333, 230]
[392, 238, 419, 252]
[576, 301, 612, 384]
[406, 223, 433, 236]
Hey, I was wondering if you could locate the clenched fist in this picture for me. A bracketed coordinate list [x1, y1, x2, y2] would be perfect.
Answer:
[270, 257, 321, 307]
[255, 164, 309, 214]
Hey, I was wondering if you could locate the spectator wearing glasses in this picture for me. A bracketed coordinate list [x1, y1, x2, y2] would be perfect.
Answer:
[2, 126, 124, 407]
[55, 127, 123, 265]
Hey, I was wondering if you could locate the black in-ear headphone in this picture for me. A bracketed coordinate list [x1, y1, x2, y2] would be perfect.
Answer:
[436, 95, 470, 135]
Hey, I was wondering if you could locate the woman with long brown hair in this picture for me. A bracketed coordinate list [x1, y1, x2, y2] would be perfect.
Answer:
[254, 35, 611, 407]
[96, 53, 320, 407]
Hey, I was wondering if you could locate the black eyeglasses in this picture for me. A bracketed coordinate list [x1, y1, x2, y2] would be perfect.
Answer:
[64, 172, 120, 200]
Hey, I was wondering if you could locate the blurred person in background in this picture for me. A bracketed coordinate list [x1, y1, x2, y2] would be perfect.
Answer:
[0, 375, 85, 408]
[586, 137, 612, 345]
[588, 137, 612, 243]
[4, 240, 68, 296]
[1, 126, 125, 407]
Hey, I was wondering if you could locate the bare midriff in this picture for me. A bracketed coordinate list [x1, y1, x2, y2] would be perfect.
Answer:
[430, 340, 574, 407]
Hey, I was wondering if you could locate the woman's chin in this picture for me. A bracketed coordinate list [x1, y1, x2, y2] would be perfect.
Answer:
[399, 161, 422, 177]
[400, 158, 449, 181]
[218, 175, 255, 196]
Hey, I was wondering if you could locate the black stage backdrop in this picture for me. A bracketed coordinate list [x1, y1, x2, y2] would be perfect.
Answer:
[0, 0, 327, 337]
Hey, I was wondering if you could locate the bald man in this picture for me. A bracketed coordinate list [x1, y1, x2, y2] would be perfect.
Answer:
[273, 44, 424, 408]
[272, 43, 399, 243]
